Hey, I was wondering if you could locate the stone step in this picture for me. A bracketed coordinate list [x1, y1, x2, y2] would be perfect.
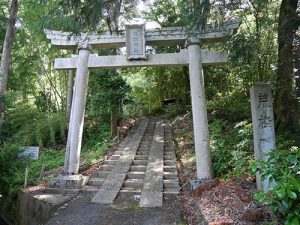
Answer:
[134, 155, 148, 160]
[100, 164, 113, 171]
[164, 151, 175, 156]
[133, 160, 148, 166]
[163, 172, 178, 180]
[130, 165, 147, 172]
[43, 188, 80, 195]
[87, 178, 105, 186]
[142, 135, 154, 138]
[126, 171, 145, 179]
[139, 143, 151, 146]
[114, 151, 123, 155]
[163, 155, 175, 160]
[163, 189, 180, 195]
[163, 180, 180, 189]
[141, 138, 154, 142]
[110, 155, 120, 160]
[104, 160, 118, 165]
[136, 151, 150, 155]
[163, 166, 177, 172]
[164, 160, 176, 166]
[140, 140, 152, 143]
[123, 179, 143, 189]
[81, 186, 100, 193]
[94, 171, 110, 178]
[120, 187, 142, 193]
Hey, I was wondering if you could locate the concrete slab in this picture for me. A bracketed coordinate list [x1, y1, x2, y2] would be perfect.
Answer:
[140, 122, 164, 207]
[34, 194, 73, 205]
[91, 189, 120, 204]
[140, 191, 163, 207]
[100, 173, 126, 190]
[48, 175, 88, 189]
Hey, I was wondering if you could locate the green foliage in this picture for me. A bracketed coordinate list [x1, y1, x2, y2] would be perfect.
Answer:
[87, 69, 131, 120]
[207, 91, 251, 122]
[1, 93, 66, 147]
[164, 104, 187, 119]
[178, 0, 211, 29]
[0, 144, 66, 198]
[210, 119, 254, 178]
[0, 144, 27, 197]
[252, 147, 300, 224]
[26, 148, 65, 186]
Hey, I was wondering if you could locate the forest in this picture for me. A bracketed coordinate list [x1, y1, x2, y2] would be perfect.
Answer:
[0, 0, 299, 224]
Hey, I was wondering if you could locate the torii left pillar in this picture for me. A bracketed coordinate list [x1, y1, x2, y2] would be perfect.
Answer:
[49, 42, 92, 189]
[187, 37, 213, 181]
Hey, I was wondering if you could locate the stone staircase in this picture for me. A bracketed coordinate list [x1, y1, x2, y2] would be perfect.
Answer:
[44, 118, 179, 207]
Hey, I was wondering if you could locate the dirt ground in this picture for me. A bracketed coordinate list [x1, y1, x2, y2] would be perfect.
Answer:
[172, 114, 280, 225]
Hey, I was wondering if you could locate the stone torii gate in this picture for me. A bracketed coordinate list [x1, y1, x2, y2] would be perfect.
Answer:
[45, 19, 240, 188]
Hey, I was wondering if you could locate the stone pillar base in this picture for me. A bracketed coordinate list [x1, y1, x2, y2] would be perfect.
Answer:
[48, 175, 88, 189]
[189, 178, 219, 195]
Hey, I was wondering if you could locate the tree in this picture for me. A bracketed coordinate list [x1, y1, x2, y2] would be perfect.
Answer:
[0, 0, 18, 117]
[275, 0, 299, 131]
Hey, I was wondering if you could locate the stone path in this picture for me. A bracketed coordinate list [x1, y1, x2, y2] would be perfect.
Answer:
[41, 117, 184, 225]
[85, 117, 179, 207]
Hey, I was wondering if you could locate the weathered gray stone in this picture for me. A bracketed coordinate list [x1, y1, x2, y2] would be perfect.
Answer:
[18, 191, 73, 225]
[54, 50, 228, 69]
[140, 122, 164, 207]
[188, 37, 212, 180]
[64, 44, 92, 175]
[44, 18, 241, 49]
[250, 84, 276, 191]
[140, 191, 163, 207]
[91, 119, 149, 204]
[91, 189, 118, 204]
[99, 173, 126, 191]
[48, 175, 88, 189]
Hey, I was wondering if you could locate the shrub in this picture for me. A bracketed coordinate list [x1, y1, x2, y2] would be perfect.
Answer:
[210, 119, 254, 178]
[0, 144, 27, 197]
[164, 104, 187, 119]
[253, 147, 300, 224]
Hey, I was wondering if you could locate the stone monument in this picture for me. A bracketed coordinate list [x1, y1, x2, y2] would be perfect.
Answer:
[250, 84, 276, 190]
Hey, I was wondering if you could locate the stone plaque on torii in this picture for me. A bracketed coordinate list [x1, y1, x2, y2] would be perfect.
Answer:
[45, 19, 241, 188]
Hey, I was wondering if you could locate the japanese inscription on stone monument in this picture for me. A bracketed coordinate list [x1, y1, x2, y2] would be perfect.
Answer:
[126, 24, 147, 60]
[250, 84, 276, 190]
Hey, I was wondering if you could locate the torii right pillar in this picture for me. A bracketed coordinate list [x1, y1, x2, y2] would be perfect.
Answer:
[187, 37, 213, 180]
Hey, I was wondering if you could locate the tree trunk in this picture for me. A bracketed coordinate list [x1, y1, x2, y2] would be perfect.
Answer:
[0, 0, 18, 145]
[275, 0, 299, 131]
[66, 69, 74, 117]
[111, 107, 118, 137]
[184, 66, 191, 106]
[294, 32, 300, 99]
[0, 0, 18, 117]
[0, 0, 18, 93]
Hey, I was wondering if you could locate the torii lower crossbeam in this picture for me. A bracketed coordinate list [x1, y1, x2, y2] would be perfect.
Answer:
[54, 50, 228, 70]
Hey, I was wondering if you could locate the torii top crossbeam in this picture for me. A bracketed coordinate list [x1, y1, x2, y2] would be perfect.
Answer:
[44, 18, 241, 49]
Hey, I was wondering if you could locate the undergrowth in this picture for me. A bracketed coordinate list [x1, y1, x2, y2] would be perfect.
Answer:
[253, 146, 300, 224]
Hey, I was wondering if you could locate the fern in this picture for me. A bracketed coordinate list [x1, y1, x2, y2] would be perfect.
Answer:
[2, 100, 67, 147]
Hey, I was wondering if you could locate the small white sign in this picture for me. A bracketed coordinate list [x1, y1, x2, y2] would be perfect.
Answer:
[19, 146, 40, 160]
